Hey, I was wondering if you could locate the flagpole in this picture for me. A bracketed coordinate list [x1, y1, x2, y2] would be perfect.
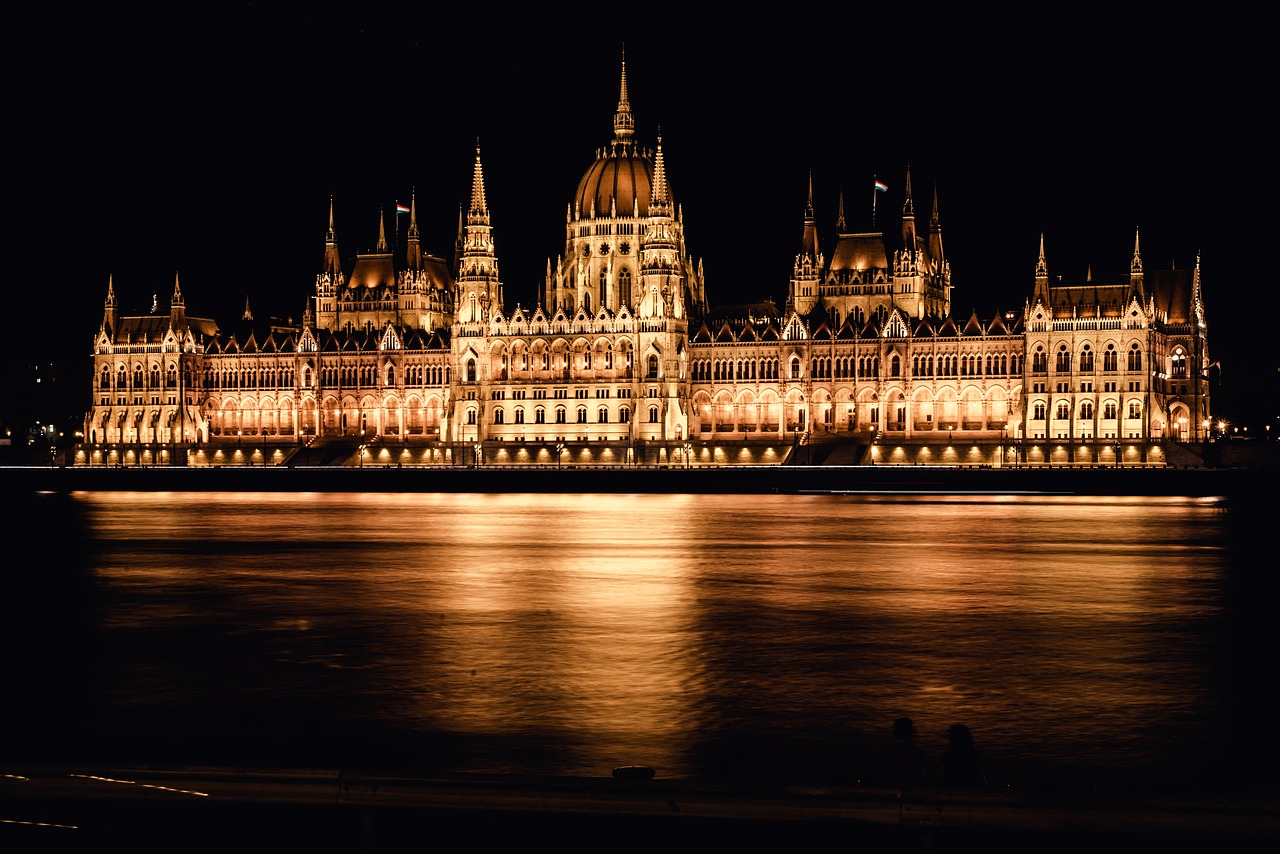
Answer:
[872, 176, 878, 228]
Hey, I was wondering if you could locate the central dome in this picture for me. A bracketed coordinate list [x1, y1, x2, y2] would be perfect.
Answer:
[574, 141, 653, 219]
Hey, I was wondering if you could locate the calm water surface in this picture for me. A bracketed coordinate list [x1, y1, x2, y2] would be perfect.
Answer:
[4, 489, 1273, 797]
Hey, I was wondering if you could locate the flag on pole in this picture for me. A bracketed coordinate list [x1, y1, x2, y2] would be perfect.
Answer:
[395, 202, 410, 215]
[874, 179, 889, 193]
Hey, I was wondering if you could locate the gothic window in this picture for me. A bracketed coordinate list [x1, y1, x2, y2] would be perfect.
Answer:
[467, 359, 477, 382]
[1032, 348, 1047, 372]
[891, 355, 901, 377]
[556, 407, 566, 424]
[584, 352, 592, 370]
[1128, 344, 1142, 372]
[494, 408, 505, 424]
[134, 367, 144, 388]
[1171, 349, 1187, 378]
[790, 358, 801, 380]
[1033, 402, 1046, 420]
[1128, 401, 1141, 419]
[150, 366, 160, 387]
[385, 365, 395, 386]
[1056, 402, 1070, 420]
[620, 406, 630, 422]
[1080, 401, 1094, 419]
[647, 355, 659, 379]
[1080, 345, 1094, 372]
[303, 367, 312, 387]
[1055, 346, 1070, 372]
[515, 409, 525, 424]
[598, 407, 608, 423]
[467, 408, 477, 425]
[648, 406, 659, 423]
[1104, 401, 1118, 419]
[101, 367, 111, 389]
[1103, 345, 1117, 372]
[535, 407, 545, 424]
[619, 268, 632, 304]
[577, 407, 587, 423]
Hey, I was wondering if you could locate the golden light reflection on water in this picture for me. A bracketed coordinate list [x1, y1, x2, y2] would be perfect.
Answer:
[76, 491, 1234, 783]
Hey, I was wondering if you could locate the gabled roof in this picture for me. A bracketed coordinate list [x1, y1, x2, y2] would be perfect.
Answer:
[961, 312, 985, 336]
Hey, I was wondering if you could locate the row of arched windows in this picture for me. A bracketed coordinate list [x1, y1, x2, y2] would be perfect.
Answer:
[1032, 343, 1142, 373]
[1030, 400, 1141, 421]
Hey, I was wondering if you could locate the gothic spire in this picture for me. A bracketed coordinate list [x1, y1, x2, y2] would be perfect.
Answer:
[651, 130, 671, 214]
[323, 195, 342, 277]
[376, 210, 388, 251]
[836, 188, 846, 232]
[613, 44, 634, 145]
[469, 141, 489, 222]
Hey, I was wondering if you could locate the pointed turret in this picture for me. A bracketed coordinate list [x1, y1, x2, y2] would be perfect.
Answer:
[900, 166, 917, 253]
[376, 210, 388, 252]
[836, 188, 847, 232]
[323, 195, 342, 278]
[928, 184, 944, 267]
[169, 271, 186, 331]
[1129, 227, 1145, 303]
[405, 189, 422, 271]
[102, 274, 118, 334]
[789, 173, 823, 316]
[1033, 233, 1050, 306]
[456, 143, 502, 322]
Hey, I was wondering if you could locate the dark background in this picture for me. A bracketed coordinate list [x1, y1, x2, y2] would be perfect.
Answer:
[5, 10, 1273, 447]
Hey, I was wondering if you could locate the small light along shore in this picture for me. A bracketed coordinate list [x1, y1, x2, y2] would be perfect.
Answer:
[0, 461, 1268, 498]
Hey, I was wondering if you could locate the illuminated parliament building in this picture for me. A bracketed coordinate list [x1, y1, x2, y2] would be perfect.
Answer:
[78, 59, 1212, 469]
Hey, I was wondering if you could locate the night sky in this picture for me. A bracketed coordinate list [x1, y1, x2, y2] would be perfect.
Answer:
[9, 11, 1273, 434]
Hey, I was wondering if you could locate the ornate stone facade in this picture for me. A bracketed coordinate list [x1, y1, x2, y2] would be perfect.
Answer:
[77, 58, 1210, 469]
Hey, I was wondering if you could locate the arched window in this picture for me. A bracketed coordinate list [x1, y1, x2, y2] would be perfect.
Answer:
[790, 358, 801, 380]
[1104, 401, 1117, 419]
[647, 355, 659, 378]
[1055, 345, 1070, 372]
[494, 407, 505, 424]
[576, 407, 587, 423]
[1171, 349, 1186, 378]
[619, 267, 632, 304]
[1079, 345, 1094, 372]
[535, 407, 546, 424]
[1080, 401, 1094, 419]
[1033, 402, 1046, 420]
[466, 359, 477, 382]
[1127, 344, 1142, 372]
[555, 407, 566, 424]
[514, 409, 525, 424]
[598, 407, 608, 423]
[466, 408, 477, 425]
[1056, 402, 1070, 420]
[620, 406, 630, 422]
[648, 406, 659, 423]
[385, 365, 395, 386]
[1128, 401, 1141, 419]
[1032, 348, 1047, 372]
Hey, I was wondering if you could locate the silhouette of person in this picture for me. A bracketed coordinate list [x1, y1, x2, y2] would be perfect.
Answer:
[940, 723, 987, 789]
[881, 716, 930, 787]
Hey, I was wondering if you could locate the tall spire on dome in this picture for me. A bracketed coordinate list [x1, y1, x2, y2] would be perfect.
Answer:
[376, 210, 388, 251]
[613, 44, 634, 144]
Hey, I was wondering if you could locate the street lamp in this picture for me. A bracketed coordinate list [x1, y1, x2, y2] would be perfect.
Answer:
[683, 442, 692, 469]
[555, 442, 564, 471]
